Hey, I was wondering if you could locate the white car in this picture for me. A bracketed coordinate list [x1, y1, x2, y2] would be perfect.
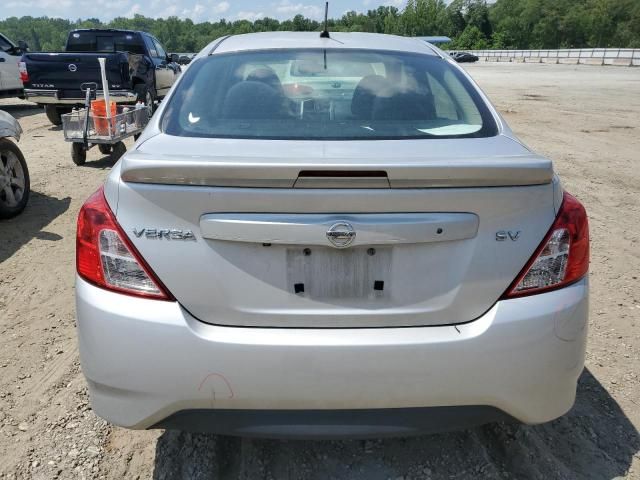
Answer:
[0, 33, 24, 99]
[75, 32, 589, 438]
[0, 111, 29, 218]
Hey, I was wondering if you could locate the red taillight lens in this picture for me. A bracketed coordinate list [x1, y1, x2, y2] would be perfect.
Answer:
[502, 191, 589, 298]
[76, 187, 173, 300]
[18, 62, 29, 83]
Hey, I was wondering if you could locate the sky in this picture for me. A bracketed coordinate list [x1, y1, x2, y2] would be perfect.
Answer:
[1, 0, 407, 23]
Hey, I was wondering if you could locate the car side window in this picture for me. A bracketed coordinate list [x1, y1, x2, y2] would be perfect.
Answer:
[143, 35, 158, 58]
[153, 39, 167, 60]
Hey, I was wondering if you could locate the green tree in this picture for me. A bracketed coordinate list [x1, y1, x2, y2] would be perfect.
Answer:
[454, 25, 489, 49]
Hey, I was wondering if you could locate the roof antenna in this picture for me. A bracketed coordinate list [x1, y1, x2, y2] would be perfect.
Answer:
[320, 2, 330, 38]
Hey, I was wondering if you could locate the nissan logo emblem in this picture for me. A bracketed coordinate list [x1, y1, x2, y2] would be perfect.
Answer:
[68, 64, 77, 72]
[326, 222, 356, 248]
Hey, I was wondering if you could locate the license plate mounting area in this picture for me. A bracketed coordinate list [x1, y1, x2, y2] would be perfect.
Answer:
[286, 246, 391, 300]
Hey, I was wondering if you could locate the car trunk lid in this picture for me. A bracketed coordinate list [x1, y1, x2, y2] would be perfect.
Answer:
[113, 134, 556, 328]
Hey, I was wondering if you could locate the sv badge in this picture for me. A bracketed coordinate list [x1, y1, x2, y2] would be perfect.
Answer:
[496, 230, 521, 241]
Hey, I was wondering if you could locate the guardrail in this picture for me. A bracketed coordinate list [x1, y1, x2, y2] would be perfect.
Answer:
[460, 48, 639, 66]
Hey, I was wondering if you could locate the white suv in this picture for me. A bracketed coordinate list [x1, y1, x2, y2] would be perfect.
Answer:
[75, 32, 589, 438]
[0, 33, 24, 99]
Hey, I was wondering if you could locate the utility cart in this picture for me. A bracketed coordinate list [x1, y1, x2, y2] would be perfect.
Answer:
[61, 83, 150, 166]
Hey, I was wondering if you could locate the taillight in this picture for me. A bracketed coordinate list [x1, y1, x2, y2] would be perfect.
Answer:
[76, 187, 173, 300]
[18, 62, 29, 83]
[502, 191, 589, 298]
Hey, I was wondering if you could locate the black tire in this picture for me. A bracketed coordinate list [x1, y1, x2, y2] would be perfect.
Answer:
[111, 141, 127, 160]
[44, 105, 63, 126]
[133, 83, 155, 113]
[71, 143, 87, 166]
[98, 144, 112, 155]
[44, 105, 72, 126]
[0, 138, 30, 219]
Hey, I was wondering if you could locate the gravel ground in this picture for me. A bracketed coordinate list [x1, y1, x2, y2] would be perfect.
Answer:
[0, 62, 639, 479]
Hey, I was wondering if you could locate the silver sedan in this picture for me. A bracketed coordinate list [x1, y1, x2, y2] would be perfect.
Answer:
[75, 32, 589, 438]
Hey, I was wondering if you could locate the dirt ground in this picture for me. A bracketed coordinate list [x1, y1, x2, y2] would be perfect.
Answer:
[0, 62, 639, 480]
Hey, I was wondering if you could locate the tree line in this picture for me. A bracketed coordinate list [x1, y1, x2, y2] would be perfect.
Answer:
[1, 0, 638, 53]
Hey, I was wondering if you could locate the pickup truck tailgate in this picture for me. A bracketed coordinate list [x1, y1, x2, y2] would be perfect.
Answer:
[22, 52, 130, 99]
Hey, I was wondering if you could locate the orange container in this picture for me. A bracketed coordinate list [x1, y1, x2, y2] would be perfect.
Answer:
[91, 100, 117, 136]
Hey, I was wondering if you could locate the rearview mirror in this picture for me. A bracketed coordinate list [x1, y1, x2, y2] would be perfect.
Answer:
[18, 40, 29, 52]
[169, 53, 179, 63]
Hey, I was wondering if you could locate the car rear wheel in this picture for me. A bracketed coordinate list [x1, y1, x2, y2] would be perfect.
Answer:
[134, 84, 155, 114]
[44, 105, 72, 126]
[0, 138, 30, 219]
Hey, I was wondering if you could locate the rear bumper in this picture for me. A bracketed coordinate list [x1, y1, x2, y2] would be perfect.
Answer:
[76, 276, 588, 438]
[0, 88, 24, 99]
[24, 89, 137, 105]
[153, 406, 514, 439]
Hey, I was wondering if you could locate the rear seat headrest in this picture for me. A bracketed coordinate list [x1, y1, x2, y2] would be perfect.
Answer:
[246, 67, 284, 95]
[221, 81, 285, 119]
[351, 75, 392, 120]
[372, 89, 436, 121]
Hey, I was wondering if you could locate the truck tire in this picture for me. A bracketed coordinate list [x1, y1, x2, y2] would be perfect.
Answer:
[44, 105, 72, 126]
[134, 84, 155, 113]
[0, 138, 30, 219]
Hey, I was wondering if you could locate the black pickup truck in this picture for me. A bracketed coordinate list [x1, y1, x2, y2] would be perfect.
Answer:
[21, 29, 180, 125]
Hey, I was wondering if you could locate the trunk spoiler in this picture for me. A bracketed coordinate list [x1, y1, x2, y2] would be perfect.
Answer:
[120, 153, 553, 188]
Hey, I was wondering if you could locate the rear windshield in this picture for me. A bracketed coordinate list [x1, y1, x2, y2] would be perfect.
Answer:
[66, 32, 146, 55]
[162, 49, 497, 140]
